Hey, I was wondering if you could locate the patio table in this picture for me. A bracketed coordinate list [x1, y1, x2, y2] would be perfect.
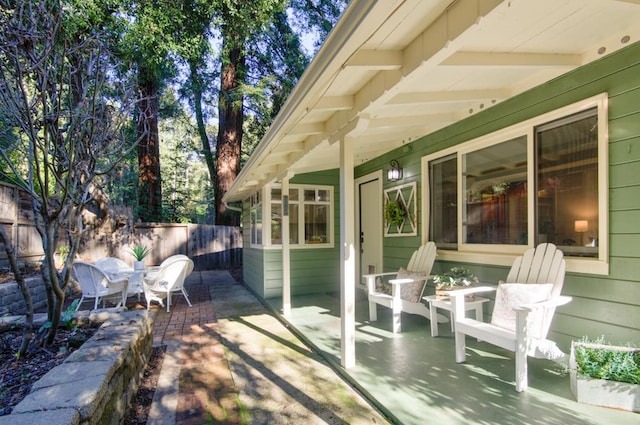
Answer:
[112, 266, 159, 299]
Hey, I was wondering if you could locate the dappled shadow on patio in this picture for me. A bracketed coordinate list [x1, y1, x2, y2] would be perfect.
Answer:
[265, 292, 639, 425]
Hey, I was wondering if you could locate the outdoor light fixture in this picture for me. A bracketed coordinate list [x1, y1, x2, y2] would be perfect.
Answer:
[387, 160, 403, 182]
[574, 220, 588, 245]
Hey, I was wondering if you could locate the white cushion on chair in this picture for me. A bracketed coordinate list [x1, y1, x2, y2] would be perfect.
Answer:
[397, 267, 428, 303]
[491, 283, 553, 339]
[374, 267, 427, 302]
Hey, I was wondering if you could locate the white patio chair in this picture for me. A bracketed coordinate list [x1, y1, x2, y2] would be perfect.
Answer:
[449, 243, 572, 392]
[95, 257, 143, 300]
[364, 242, 447, 333]
[143, 256, 194, 312]
[72, 261, 129, 311]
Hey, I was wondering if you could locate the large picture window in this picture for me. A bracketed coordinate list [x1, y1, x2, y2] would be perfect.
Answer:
[252, 184, 333, 248]
[463, 136, 528, 245]
[423, 94, 607, 273]
[536, 109, 598, 257]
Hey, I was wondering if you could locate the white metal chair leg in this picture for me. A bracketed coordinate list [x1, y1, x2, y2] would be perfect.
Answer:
[76, 296, 85, 312]
[182, 289, 192, 307]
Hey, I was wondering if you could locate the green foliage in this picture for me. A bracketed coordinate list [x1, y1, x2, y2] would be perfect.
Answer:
[433, 267, 479, 287]
[129, 244, 150, 261]
[58, 245, 69, 258]
[37, 306, 77, 333]
[61, 300, 79, 329]
[385, 200, 406, 225]
[574, 336, 640, 384]
[1, 0, 140, 346]
[288, 0, 350, 52]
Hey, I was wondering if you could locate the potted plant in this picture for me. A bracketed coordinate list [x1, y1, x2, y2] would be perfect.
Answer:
[130, 244, 150, 270]
[570, 336, 640, 412]
[55, 244, 69, 269]
[385, 200, 406, 226]
[432, 267, 479, 299]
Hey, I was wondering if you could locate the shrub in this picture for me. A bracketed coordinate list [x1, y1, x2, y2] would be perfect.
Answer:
[574, 336, 640, 385]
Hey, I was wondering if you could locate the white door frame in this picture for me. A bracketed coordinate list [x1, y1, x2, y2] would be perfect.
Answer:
[355, 170, 383, 290]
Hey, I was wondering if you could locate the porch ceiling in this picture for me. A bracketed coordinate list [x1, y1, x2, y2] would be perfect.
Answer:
[224, 0, 640, 203]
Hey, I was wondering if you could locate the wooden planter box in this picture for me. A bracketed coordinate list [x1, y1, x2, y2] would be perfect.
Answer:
[570, 341, 640, 413]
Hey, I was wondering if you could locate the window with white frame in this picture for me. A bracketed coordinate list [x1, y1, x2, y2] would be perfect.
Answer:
[424, 94, 607, 269]
[251, 184, 333, 248]
[250, 192, 262, 246]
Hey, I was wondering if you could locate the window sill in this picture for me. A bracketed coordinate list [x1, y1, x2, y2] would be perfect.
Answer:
[436, 249, 608, 276]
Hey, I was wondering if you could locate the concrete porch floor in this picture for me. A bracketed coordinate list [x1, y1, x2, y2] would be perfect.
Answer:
[265, 292, 639, 425]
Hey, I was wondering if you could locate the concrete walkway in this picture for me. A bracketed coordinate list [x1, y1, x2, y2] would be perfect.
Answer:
[147, 270, 388, 424]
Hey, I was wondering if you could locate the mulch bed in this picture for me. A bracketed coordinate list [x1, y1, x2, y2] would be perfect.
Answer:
[123, 345, 166, 424]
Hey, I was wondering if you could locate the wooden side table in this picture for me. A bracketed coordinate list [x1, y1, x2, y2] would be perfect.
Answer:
[423, 295, 489, 337]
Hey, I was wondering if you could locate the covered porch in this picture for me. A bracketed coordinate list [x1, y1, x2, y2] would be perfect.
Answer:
[265, 292, 638, 425]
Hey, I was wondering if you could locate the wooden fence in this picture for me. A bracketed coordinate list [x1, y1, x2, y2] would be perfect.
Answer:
[0, 182, 242, 270]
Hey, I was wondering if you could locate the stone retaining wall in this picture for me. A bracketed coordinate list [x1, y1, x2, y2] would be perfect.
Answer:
[0, 277, 48, 314]
[0, 276, 80, 315]
[0, 309, 155, 425]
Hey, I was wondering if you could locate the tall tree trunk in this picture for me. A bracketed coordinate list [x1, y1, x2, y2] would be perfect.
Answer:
[137, 69, 162, 222]
[189, 59, 216, 187]
[215, 37, 244, 225]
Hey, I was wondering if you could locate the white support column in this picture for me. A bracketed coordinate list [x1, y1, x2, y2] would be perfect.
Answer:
[340, 137, 356, 369]
[282, 175, 291, 316]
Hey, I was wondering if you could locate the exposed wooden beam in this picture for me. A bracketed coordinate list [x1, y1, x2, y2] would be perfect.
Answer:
[260, 155, 289, 166]
[344, 50, 403, 70]
[368, 112, 459, 129]
[287, 123, 325, 136]
[314, 96, 354, 111]
[441, 51, 582, 67]
[388, 88, 510, 105]
[274, 141, 305, 153]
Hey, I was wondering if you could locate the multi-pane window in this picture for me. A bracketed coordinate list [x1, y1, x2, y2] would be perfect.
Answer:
[250, 192, 262, 245]
[252, 184, 333, 247]
[303, 188, 331, 244]
[425, 96, 604, 262]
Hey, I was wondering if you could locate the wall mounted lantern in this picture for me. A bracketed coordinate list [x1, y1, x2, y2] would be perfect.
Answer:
[387, 160, 403, 182]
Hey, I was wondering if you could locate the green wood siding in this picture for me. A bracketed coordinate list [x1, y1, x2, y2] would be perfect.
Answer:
[354, 41, 640, 348]
[241, 199, 266, 298]
[242, 170, 341, 299]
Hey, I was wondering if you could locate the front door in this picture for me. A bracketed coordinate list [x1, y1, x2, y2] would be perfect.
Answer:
[356, 172, 382, 290]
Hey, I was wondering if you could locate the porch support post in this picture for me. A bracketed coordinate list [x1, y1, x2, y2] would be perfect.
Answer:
[340, 136, 356, 369]
[282, 174, 291, 316]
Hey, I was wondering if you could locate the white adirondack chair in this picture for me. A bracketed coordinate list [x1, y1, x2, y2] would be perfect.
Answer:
[449, 243, 572, 392]
[364, 242, 447, 333]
